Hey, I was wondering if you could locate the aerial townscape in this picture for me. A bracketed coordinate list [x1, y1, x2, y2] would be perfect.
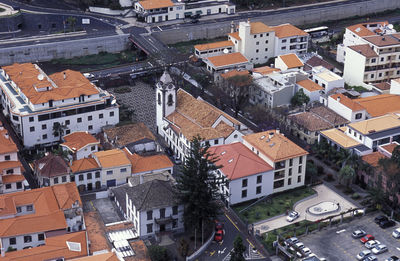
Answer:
[2, 0, 400, 261]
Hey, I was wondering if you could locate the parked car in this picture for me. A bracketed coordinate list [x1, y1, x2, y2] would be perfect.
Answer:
[214, 229, 224, 242]
[286, 237, 299, 245]
[300, 247, 312, 257]
[372, 244, 388, 254]
[289, 242, 304, 252]
[380, 219, 396, 228]
[375, 215, 388, 224]
[215, 220, 224, 231]
[361, 235, 375, 243]
[365, 240, 381, 249]
[286, 211, 300, 222]
[83, 73, 95, 79]
[357, 249, 372, 260]
[353, 229, 367, 238]
[385, 256, 400, 261]
[363, 256, 378, 261]
[392, 228, 400, 238]
[191, 19, 199, 24]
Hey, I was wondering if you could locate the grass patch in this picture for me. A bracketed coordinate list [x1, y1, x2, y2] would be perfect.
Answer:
[51, 50, 136, 67]
[232, 187, 316, 224]
[169, 37, 226, 54]
[345, 84, 369, 93]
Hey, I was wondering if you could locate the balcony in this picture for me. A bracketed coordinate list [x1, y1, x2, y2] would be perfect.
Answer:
[155, 215, 173, 225]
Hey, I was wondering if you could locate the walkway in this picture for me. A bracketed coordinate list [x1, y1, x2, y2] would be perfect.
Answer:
[254, 184, 357, 234]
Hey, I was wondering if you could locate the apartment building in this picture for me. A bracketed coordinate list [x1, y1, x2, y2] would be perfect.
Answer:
[320, 113, 400, 155]
[195, 20, 309, 66]
[123, 148, 173, 176]
[311, 66, 344, 94]
[156, 71, 246, 161]
[0, 63, 119, 150]
[71, 158, 102, 192]
[0, 183, 84, 252]
[243, 130, 308, 193]
[112, 179, 184, 238]
[61, 131, 99, 161]
[134, 0, 235, 23]
[34, 153, 71, 187]
[0, 123, 28, 194]
[274, 53, 304, 71]
[208, 142, 274, 205]
[204, 52, 253, 73]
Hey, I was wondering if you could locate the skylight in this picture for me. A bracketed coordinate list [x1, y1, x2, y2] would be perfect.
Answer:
[228, 159, 234, 163]
[66, 241, 81, 252]
[221, 151, 226, 155]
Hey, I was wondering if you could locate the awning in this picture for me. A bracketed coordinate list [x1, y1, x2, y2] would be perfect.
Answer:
[184, 12, 192, 15]
[195, 10, 202, 14]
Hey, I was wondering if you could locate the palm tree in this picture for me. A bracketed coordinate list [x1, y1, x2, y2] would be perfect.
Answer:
[338, 165, 355, 189]
[52, 122, 67, 142]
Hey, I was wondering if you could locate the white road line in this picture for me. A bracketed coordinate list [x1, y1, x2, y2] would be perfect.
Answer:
[336, 229, 346, 234]
[157, 26, 163, 31]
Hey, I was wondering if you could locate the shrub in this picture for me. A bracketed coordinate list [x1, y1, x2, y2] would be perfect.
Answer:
[324, 174, 335, 182]
[148, 245, 169, 261]
[351, 193, 360, 200]
[317, 165, 324, 175]
[344, 187, 354, 194]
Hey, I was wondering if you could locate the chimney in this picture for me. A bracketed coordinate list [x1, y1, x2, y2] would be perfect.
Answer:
[276, 129, 280, 134]
[337, 96, 341, 102]
[63, 72, 66, 80]
[268, 132, 274, 139]
[247, 18, 250, 24]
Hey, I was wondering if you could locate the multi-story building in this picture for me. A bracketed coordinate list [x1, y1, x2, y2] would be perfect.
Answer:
[112, 179, 184, 238]
[242, 130, 308, 193]
[34, 153, 71, 187]
[0, 63, 119, 150]
[61, 131, 99, 161]
[156, 71, 247, 161]
[134, 0, 235, 24]
[204, 52, 252, 73]
[0, 123, 28, 194]
[0, 183, 84, 252]
[311, 66, 344, 94]
[208, 142, 274, 205]
[274, 53, 304, 71]
[70, 158, 102, 192]
[272, 23, 309, 57]
[123, 148, 173, 176]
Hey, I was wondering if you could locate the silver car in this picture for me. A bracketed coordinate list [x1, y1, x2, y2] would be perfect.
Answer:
[286, 211, 300, 222]
[357, 249, 372, 260]
[372, 244, 388, 254]
[365, 240, 381, 249]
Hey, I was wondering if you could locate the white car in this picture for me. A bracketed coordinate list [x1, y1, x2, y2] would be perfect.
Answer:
[301, 247, 312, 257]
[392, 228, 400, 239]
[365, 240, 381, 249]
[357, 249, 372, 260]
[289, 242, 304, 252]
[83, 73, 95, 79]
[286, 211, 300, 222]
[372, 244, 388, 254]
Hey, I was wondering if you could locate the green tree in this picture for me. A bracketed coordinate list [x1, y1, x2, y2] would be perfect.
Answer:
[230, 235, 246, 261]
[66, 16, 77, 32]
[290, 89, 310, 107]
[225, 74, 251, 118]
[175, 136, 225, 245]
[391, 145, 400, 166]
[52, 122, 67, 142]
[338, 165, 355, 188]
[148, 245, 169, 261]
[306, 161, 318, 185]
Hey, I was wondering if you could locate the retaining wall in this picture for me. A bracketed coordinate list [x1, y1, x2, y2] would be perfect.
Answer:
[153, 0, 400, 44]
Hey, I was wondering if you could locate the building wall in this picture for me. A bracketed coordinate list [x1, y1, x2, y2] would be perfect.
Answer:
[299, 87, 320, 103]
[343, 47, 367, 86]
[1, 179, 25, 194]
[1, 232, 46, 251]
[76, 144, 98, 161]
[274, 35, 308, 57]
[100, 164, 131, 187]
[74, 169, 102, 191]
[326, 96, 366, 122]
[38, 174, 70, 187]
[312, 74, 344, 94]
[272, 85, 295, 108]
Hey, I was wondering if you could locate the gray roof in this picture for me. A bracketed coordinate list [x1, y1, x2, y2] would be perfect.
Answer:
[112, 180, 178, 212]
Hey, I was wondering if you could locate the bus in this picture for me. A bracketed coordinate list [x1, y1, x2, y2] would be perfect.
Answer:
[304, 26, 330, 42]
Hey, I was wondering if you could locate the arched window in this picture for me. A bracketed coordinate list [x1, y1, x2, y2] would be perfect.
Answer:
[157, 93, 161, 105]
[167, 94, 173, 106]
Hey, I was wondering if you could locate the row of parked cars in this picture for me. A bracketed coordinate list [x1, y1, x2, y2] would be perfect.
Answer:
[284, 236, 323, 259]
[352, 215, 399, 261]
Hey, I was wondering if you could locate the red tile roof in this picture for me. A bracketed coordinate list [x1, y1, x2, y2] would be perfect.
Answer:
[348, 44, 378, 58]
[34, 153, 70, 178]
[124, 148, 173, 174]
[71, 158, 100, 173]
[0, 124, 18, 154]
[62, 131, 99, 152]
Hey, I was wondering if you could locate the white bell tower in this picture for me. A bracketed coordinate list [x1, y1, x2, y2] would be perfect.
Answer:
[156, 70, 176, 135]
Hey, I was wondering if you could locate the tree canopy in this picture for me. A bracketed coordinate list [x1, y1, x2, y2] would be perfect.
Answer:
[230, 235, 246, 261]
[291, 89, 310, 107]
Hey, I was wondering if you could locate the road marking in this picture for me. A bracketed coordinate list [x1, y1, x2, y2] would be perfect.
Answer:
[90, 201, 96, 211]
[225, 213, 240, 231]
[246, 238, 254, 248]
[210, 250, 215, 256]
[397, 247, 400, 251]
[336, 229, 346, 234]
[157, 26, 163, 31]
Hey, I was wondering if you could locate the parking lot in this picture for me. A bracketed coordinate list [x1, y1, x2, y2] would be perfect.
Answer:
[299, 213, 400, 260]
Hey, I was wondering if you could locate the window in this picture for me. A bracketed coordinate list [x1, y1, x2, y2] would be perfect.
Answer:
[66, 130, 70, 134]
[146, 224, 153, 233]
[256, 41, 259, 45]
[256, 186, 262, 194]
[77, 118, 82, 123]
[282, 39, 287, 43]
[265, 40, 268, 44]
[95, 172, 100, 178]
[254, 35, 257, 38]
[257, 175, 262, 184]
[120, 168, 127, 173]
[298, 176, 302, 183]
[242, 179, 248, 187]
[298, 165, 302, 173]
[62, 176, 67, 183]
[160, 208, 165, 218]
[42, 134, 47, 140]
[378, 73, 382, 77]
[16, 182, 22, 189]
[289, 168, 292, 176]
[88, 115, 92, 121]
[380, 57, 384, 62]
[241, 190, 247, 198]
[91, 146, 96, 151]
[38, 234, 45, 241]
[256, 49, 259, 53]
[371, 74, 374, 78]
[299, 156, 303, 164]
[27, 205, 33, 211]
[9, 238, 16, 245]
[87, 173, 92, 180]
[88, 125, 93, 130]
[29, 117, 34, 122]
[79, 175, 84, 181]
[5, 184, 11, 189]
[54, 177, 58, 184]
[289, 158, 293, 166]
[281, 46, 286, 50]
[172, 219, 178, 228]
[5, 155, 10, 161]
[288, 178, 292, 185]
[110, 111, 114, 117]
[173, 206, 178, 215]
[42, 124, 46, 130]
[16, 207, 21, 213]
[355, 113, 362, 119]
[6, 169, 13, 174]
[265, 48, 268, 51]
[147, 210, 153, 220]
[30, 126, 35, 132]
[65, 120, 70, 125]
[106, 170, 113, 175]
[214, 139, 219, 145]
[99, 113, 104, 119]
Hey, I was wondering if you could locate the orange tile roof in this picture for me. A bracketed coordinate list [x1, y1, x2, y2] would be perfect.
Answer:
[93, 149, 131, 168]
[208, 142, 273, 180]
[330, 93, 365, 111]
[362, 151, 387, 167]
[2, 63, 99, 105]
[206, 52, 249, 68]
[3, 231, 88, 261]
[348, 114, 400, 135]
[347, 23, 378, 37]
[381, 143, 398, 154]
[228, 32, 241, 40]
[0, 125, 18, 154]
[363, 33, 400, 47]
[2, 174, 25, 184]
[320, 128, 361, 149]
[348, 44, 378, 58]
[62, 131, 99, 152]
[272, 23, 308, 38]
[71, 252, 119, 261]
[297, 79, 324, 92]
[194, 40, 234, 51]
[250, 22, 274, 34]
[221, 70, 249, 79]
[124, 148, 173, 174]
[83, 211, 110, 254]
[166, 89, 240, 140]
[0, 160, 22, 173]
[278, 53, 304, 69]
[71, 158, 100, 173]
[138, 0, 174, 10]
[252, 66, 280, 75]
[354, 94, 400, 117]
[243, 130, 308, 162]
[0, 183, 81, 237]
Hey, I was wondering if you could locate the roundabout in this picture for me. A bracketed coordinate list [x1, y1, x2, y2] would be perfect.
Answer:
[307, 201, 340, 216]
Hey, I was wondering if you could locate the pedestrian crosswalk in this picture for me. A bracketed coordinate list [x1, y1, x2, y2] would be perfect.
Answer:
[222, 244, 265, 260]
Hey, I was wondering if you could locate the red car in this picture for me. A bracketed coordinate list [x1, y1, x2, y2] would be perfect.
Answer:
[360, 234, 375, 243]
[215, 220, 224, 231]
[214, 229, 224, 242]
